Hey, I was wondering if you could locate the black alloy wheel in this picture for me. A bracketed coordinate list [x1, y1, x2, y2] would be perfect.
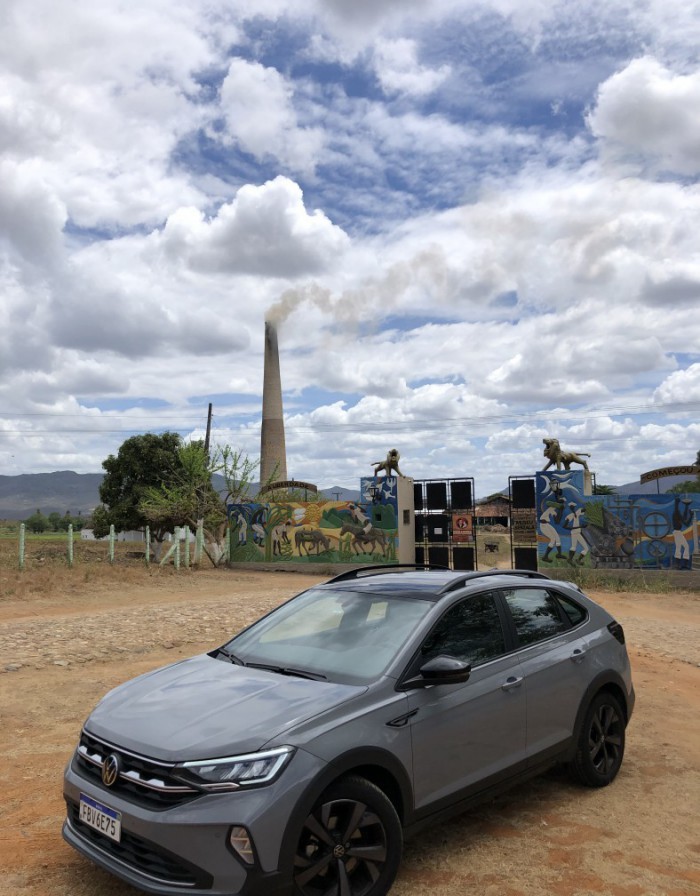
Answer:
[293, 775, 402, 896]
[572, 691, 626, 787]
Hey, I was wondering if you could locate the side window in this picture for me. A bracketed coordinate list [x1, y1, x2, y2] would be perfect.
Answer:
[555, 593, 587, 626]
[420, 593, 506, 666]
[502, 588, 569, 646]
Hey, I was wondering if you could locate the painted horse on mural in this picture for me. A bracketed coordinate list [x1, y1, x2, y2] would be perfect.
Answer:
[294, 529, 331, 556]
[340, 521, 388, 556]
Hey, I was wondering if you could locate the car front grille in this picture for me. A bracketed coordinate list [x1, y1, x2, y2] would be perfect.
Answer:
[75, 730, 200, 810]
[66, 799, 212, 889]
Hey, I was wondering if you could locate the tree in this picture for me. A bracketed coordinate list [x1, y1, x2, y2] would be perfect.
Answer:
[139, 442, 259, 566]
[593, 484, 616, 496]
[48, 511, 62, 531]
[667, 449, 700, 494]
[95, 432, 186, 541]
[25, 509, 49, 533]
[668, 480, 700, 494]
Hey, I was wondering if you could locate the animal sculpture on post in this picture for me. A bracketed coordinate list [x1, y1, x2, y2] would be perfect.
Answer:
[542, 438, 591, 472]
[372, 448, 404, 478]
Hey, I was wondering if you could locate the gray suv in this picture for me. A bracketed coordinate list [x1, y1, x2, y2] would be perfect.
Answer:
[63, 567, 635, 896]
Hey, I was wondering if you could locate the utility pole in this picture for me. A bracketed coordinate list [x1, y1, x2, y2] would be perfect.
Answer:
[204, 403, 213, 456]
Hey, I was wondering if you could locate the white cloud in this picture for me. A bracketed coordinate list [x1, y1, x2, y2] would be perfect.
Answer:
[373, 38, 451, 96]
[1, 0, 699, 494]
[653, 364, 700, 409]
[588, 57, 700, 176]
[160, 176, 349, 276]
[218, 59, 324, 176]
[0, 158, 67, 265]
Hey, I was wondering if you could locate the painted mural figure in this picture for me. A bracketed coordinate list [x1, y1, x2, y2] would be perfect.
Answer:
[539, 497, 566, 562]
[271, 520, 292, 556]
[348, 502, 372, 533]
[236, 513, 247, 546]
[564, 502, 590, 566]
[252, 522, 266, 545]
[672, 496, 693, 569]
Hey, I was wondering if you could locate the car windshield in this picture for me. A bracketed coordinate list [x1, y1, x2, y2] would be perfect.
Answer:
[223, 587, 433, 685]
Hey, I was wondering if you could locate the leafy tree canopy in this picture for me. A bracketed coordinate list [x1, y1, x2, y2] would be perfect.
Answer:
[24, 509, 49, 533]
[667, 449, 700, 494]
[139, 442, 259, 565]
[668, 480, 700, 494]
[95, 432, 186, 540]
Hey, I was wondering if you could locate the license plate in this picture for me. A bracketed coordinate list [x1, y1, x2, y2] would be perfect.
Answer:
[79, 793, 122, 842]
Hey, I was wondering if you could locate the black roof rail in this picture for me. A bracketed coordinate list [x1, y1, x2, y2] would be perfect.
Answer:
[440, 568, 551, 593]
[326, 564, 451, 584]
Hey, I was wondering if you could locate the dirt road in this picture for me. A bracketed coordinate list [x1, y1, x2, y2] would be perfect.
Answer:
[1, 569, 699, 896]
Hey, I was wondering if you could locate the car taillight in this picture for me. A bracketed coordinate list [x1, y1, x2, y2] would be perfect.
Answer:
[607, 620, 625, 644]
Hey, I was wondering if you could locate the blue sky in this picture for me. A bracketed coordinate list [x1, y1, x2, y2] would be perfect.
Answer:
[1, 0, 699, 496]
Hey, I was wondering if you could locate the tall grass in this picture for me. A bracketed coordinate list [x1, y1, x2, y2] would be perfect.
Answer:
[554, 566, 698, 594]
[0, 535, 185, 601]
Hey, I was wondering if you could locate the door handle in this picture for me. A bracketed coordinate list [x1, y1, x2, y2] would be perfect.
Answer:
[502, 675, 523, 692]
[570, 648, 586, 663]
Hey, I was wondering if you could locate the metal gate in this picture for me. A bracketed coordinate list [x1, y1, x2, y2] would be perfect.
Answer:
[413, 478, 477, 570]
[508, 475, 538, 570]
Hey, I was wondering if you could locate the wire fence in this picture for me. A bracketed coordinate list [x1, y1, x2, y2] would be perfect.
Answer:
[8, 523, 219, 571]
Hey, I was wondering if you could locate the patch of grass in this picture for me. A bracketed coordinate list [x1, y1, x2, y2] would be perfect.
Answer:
[557, 567, 696, 594]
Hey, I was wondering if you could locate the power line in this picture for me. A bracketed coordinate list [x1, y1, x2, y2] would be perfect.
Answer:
[0, 400, 697, 438]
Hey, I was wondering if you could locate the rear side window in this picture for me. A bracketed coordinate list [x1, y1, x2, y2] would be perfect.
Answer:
[502, 588, 570, 646]
[555, 593, 587, 626]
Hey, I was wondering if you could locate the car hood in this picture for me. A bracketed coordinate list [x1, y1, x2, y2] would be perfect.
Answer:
[85, 653, 365, 761]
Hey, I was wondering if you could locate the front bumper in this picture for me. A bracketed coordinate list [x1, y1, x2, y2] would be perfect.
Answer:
[62, 747, 323, 896]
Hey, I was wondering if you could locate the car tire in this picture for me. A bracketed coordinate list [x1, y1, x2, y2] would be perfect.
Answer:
[293, 775, 402, 896]
[571, 691, 626, 787]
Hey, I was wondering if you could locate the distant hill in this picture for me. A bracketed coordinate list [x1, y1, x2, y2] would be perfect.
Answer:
[0, 472, 361, 521]
[0, 472, 103, 520]
[614, 474, 697, 495]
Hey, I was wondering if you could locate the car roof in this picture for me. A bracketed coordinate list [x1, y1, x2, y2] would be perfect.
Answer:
[320, 566, 565, 602]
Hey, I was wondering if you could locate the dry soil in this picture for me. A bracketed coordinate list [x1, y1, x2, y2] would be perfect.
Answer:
[0, 568, 699, 896]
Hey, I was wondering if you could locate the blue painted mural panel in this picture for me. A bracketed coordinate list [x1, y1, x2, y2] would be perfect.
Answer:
[536, 472, 700, 570]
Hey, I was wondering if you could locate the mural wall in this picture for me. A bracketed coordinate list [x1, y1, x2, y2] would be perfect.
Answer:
[228, 477, 400, 565]
[537, 471, 700, 570]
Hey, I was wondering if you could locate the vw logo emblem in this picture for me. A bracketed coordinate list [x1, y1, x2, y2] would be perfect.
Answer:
[102, 753, 121, 788]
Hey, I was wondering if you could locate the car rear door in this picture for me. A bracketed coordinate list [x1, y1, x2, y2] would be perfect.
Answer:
[404, 591, 528, 811]
[498, 586, 591, 759]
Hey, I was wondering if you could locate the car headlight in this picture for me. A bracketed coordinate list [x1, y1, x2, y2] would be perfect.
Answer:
[174, 746, 295, 792]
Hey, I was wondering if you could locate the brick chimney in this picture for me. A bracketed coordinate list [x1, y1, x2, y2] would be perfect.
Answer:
[260, 320, 288, 485]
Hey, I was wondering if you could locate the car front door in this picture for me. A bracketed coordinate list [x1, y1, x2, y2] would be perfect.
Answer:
[405, 591, 527, 812]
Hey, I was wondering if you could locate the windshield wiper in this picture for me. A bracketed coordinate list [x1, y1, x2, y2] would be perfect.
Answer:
[246, 662, 327, 681]
[216, 647, 246, 665]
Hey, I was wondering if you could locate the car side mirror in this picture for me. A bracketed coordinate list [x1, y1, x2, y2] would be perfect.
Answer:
[401, 655, 471, 689]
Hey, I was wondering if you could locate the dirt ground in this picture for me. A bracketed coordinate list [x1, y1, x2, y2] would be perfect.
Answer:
[0, 567, 699, 896]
